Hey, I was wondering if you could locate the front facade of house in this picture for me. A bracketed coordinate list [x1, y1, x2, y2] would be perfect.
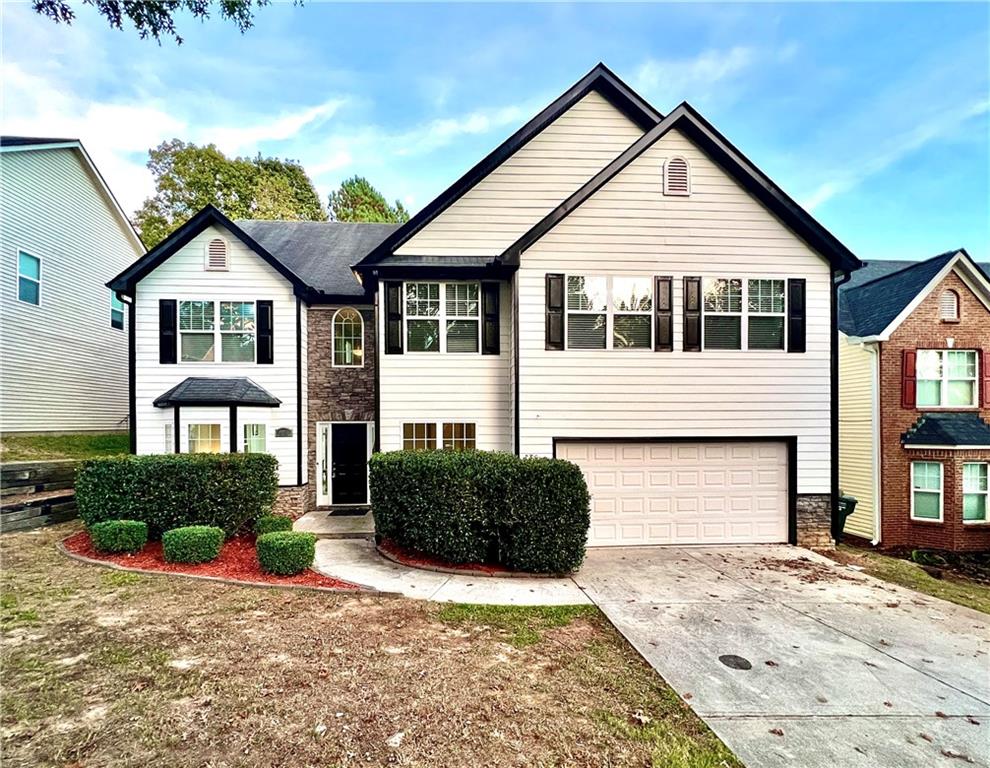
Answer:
[839, 251, 990, 551]
[0, 137, 145, 433]
[113, 65, 861, 545]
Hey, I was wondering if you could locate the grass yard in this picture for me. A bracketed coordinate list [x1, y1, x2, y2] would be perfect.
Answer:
[829, 544, 990, 614]
[0, 432, 129, 462]
[1, 524, 739, 768]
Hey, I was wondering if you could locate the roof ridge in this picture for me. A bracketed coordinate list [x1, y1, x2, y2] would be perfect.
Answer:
[845, 250, 959, 293]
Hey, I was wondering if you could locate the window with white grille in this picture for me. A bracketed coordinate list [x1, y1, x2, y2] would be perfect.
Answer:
[939, 290, 959, 321]
[205, 238, 229, 271]
[663, 157, 691, 196]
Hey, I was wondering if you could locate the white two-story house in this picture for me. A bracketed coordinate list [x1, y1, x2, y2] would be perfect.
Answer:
[112, 64, 860, 545]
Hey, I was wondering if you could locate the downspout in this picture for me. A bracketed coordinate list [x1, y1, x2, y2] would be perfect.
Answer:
[866, 342, 882, 545]
[119, 290, 137, 455]
[831, 269, 852, 541]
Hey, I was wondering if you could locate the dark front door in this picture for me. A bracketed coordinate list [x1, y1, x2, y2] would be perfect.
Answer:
[331, 423, 368, 505]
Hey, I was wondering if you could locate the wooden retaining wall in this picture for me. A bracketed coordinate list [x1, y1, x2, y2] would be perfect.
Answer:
[1, 461, 79, 533]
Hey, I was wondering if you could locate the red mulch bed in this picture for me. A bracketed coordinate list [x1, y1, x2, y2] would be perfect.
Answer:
[63, 531, 360, 590]
[378, 538, 517, 576]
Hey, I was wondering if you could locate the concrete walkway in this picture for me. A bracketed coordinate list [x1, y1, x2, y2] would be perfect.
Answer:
[312, 538, 590, 605]
[576, 545, 990, 768]
[295, 509, 375, 538]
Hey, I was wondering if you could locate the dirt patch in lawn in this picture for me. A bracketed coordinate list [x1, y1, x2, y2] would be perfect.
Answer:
[2, 523, 740, 768]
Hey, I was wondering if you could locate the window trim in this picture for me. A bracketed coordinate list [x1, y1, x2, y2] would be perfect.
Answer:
[403, 281, 481, 355]
[331, 307, 364, 368]
[910, 460, 944, 523]
[563, 275, 655, 351]
[188, 423, 222, 454]
[915, 349, 979, 409]
[701, 277, 788, 352]
[963, 462, 989, 525]
[178, 299, 257, 364]
[16, 250, 41, 307]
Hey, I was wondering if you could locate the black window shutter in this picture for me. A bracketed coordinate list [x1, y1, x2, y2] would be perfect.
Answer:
[482, 282, 500, 355]
[384, 281, 403, 354]
[683, 276, 701, 352]
[655, 276, 673, 351]
[787, 279, 806, 353]
[257, 300, 274, 364]
[159, 299, 177, 364]
[545, 273, 564, 350]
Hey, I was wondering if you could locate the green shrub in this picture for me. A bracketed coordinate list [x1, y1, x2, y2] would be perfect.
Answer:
[162, 526, 224, 564]
[88, 520, 148, 554]
[256, 531, 316, 575]
[75, 453, 278, 538]
[254, 514, 293, 536]
[369, 451, 590, 574]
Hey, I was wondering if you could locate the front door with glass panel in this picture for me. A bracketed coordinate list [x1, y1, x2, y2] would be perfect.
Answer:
[316, 422, 369, 506]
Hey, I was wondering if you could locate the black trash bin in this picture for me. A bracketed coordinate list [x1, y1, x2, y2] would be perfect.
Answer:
[836, 495, 858, 543]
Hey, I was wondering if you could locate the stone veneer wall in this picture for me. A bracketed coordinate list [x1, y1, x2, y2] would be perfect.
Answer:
[796, 493, 833, 549]
[306, 305, 376, 511]
[273, 486, 307, 520]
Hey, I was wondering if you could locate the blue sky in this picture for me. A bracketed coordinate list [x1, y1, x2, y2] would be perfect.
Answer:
[3, 2, 988, 261]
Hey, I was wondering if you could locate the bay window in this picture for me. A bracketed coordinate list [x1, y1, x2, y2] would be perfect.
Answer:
[963, 463, 989, 523]
[916, 350, 978, 407]
[189, 424, 221, 454]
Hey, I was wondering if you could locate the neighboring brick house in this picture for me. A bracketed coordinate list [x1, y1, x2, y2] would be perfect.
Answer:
[839, 250, 990, 551]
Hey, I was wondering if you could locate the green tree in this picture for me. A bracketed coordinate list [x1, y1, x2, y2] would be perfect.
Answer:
[134, 140, 326, 248]
[328, 176, 410, 224]
[32, 0, 270, 44]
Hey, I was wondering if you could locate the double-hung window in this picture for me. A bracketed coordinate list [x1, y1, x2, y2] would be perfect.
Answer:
[179, 300, 255, 363]
[110, 291, 125, 330]
[566, 276, 652, 349]
[17, 252, 40, 305]
[963, 463, 989, 523]
[916, 350, 978, 408]
[703, 278, 786, 350]
[405, 282, 480, 353]
[910, 461, 943, 521]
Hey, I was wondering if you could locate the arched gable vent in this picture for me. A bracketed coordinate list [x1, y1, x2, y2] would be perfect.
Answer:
[205, 237, 229, 271]
[663, 156, 691, 196]
[939, 289, 959, 321]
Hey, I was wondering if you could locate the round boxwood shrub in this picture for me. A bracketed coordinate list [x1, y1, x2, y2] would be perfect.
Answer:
[88, 519, 148, 554]
[254, 514, 293, 536]
[256, 531, 316, 575]
[162, 525, 224, 564]
[75, 453, 278, 538]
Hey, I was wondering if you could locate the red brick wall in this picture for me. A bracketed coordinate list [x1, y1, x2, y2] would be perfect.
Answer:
[306, 305, 376, 511]
[878, 270, 990, 551]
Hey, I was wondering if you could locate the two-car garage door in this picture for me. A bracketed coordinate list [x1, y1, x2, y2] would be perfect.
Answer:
[557, 440, 789, 546]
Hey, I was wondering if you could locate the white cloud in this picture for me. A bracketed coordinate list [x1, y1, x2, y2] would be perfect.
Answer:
[636, 47, 756, 101]
[209, 100, 346, 155]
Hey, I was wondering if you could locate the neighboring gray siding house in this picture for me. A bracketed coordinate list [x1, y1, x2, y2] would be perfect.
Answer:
[111, 64, 862, 545]
[0, 137, 145, 433]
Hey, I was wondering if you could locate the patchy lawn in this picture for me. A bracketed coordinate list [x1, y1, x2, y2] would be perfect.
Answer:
[0, 432, 129, 462]
[1, 524, 740, 768]
[829, 544, 990, 615]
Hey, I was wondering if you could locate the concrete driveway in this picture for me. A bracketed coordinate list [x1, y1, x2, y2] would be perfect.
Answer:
[575, 545, 990, 768]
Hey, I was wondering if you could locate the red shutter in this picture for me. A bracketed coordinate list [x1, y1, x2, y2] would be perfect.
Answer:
[901, 349, 917, 409]
[982, 349, 990, 407]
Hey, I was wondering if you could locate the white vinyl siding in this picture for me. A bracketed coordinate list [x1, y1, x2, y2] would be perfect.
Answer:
[517, 128, 834, 495]
[396, 91, 645, 258]
[133, 224, 304, 486]
[838, 335, 877, 540]
[0, 147, 142, 432]
[379, 282, 512, 453]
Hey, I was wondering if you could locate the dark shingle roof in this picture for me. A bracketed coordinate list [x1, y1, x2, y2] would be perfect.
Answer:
[838, 251, 959, 337]
[154, 378, 281, 407]
[236, 220, 401, 298]
[1, 136, 77, 147]
[902, 413, 990, 447]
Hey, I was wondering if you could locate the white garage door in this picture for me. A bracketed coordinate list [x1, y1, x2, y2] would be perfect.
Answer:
[558, 440, 789, 546]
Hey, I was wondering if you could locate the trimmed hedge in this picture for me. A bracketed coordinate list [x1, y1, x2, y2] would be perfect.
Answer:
[162, 526, 224, 564]
[254, 514, 294, 536]
[370, 451, 590, 574]
[76, 453, 278, 538]
[89, 520, 148, 554]
[256, 531, 316, 575]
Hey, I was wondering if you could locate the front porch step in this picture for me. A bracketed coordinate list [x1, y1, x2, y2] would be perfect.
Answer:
[294, 509, 375, 539]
